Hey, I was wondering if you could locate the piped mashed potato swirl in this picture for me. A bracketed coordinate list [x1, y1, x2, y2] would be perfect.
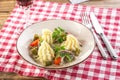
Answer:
[62, 34, 81, 55]
[38, 41, 54, 66]
[42, 29, 53, 45]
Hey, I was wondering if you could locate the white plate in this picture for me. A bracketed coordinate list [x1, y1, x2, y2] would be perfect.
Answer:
[17, 19, 95, 69]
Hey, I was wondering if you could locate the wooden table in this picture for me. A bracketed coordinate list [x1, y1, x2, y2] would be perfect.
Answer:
[0, 0, 120, 79]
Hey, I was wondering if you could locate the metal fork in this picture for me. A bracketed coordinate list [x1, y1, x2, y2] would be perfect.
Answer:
[81, 13, 108, 59]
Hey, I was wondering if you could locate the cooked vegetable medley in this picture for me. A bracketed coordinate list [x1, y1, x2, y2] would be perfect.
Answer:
[29, 27, 81, 66]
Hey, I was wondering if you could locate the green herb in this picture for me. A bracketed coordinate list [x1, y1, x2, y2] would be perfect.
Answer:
[59, 52, 75, 63]
[59, 52, 66, 57]
[54, 45, 65, 53]
[64, 53, 74, 62]
[52, 27, 67, 43]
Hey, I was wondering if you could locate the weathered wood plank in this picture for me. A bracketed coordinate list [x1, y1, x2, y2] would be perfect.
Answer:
[0, 72, 47, 80]
[0, 0, 16, 11]
[0, 0, 15, 29]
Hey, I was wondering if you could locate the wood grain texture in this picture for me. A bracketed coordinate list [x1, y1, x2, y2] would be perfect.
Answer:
[0, 0, 120, 79]
[0, 72, 47, 80]
[0, 0, 16, 29]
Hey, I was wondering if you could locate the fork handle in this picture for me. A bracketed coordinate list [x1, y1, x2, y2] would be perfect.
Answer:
[92, 30, 108, 59]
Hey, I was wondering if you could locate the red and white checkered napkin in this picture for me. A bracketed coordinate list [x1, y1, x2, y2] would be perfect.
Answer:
[0, 0, 120, 79]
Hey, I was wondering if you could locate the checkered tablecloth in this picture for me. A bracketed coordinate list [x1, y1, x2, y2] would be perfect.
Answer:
[0, 0, 120, 79]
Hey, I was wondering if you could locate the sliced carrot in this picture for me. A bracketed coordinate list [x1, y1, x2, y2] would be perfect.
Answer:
[30, 39, 39, 47]
[54, 57, 61, 65]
